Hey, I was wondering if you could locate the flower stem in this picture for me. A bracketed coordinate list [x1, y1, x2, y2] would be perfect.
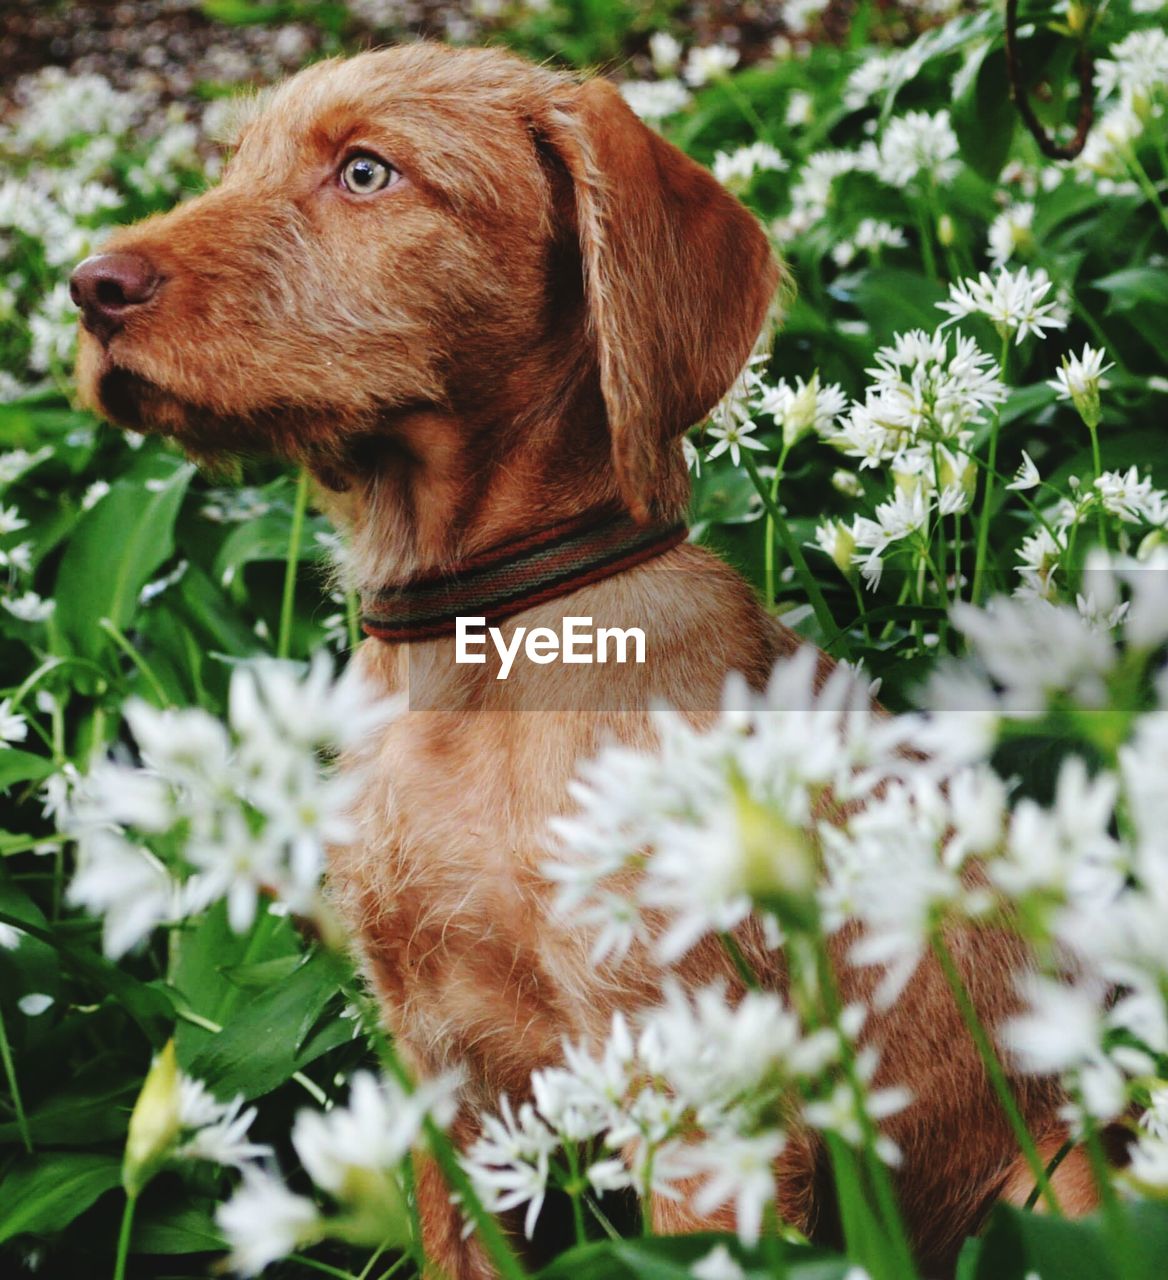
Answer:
[98, 618, 171, 706]
[741, 450, 852, 660]
[971, 336, 1011, 605]
[1088, 424, 1107, 549]
[930, 932, 1062, 1215]
[1119, 143, 1168, 240]
[0, 1001, 32, 1154]
[112, 1191, 137, 1280]
[764, 443, 792, 610]
[278, 469, 311, 661]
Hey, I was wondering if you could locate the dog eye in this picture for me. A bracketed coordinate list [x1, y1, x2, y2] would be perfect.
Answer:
[340, 153, 397, 194]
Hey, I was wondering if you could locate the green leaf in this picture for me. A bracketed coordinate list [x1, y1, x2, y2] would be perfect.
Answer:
[0, 749, 54, 793]
[185, 951, 342, 1098]
[0, 1081, 135, 1148]
[133, 1202, 226, 1255]
[847, 269, 949, 346]
[1093, 267, 1168, 315]
[951, 47, 1015, 182]
[53, 453, 195, 662]
[972, 1202, 1168, 1280]
[538, 1233, 853, 1280]
[0, 1153, 121, 1244]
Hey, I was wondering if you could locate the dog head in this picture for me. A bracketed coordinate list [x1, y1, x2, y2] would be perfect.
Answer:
[72, 44, 780, 523]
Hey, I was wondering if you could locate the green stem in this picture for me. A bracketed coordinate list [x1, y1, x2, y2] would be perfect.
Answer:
[346, 587, 362, 652]
[564, 1145, 588, 1247]
[914, 199, 939, 281]
[112, 1191, 137, 1280]
[0, 1001, 32, 1153]
[763, 446, 787, 609]
[99, 618, 170, 706]
[931, 933, 1062, 1215]
[971, 336, 1011, 605]
[289, 1254, 361, 1279]
[1088, 424, 1107, 549]
[721, 931, 762, 990]
[717, 73, 772, 142]
[741, 450, 852, 660]
[278, 470, 311, 661]
[1120, 143, 1168, 239]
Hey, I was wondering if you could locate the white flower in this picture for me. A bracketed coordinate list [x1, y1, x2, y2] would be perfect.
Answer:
[987, 202, 1035, 268]
[0, 698, 28, 747]
[938, 266, 1068, 345]
[620, 79, 692, 123]
[66, 831, 181, 959]
[780, 0, 829, 30]
[785, 90, 814, 127]
[0, 504, 28, 535]
[1095, 467, 1168, 525]
[1095, 29, 1168, 110]
[1007, 451, 1041, 492]
[868, 109, 959, 188]
[17, 993, 52, 1016]
[705, 416, 768, 466]
[843, 52, 899, 111]
[1048, 344, 1114, 430]
[293, 1069, 460, 1197]
[648, 32, 682, 76]
[713, 141, 788, 188]
[82, 480, 111, 510]
[683, 44, 740, 87]
[217, 1167, 320, 1276]
[685, 1131, 785, 1247]
[756, 372, 847, 447]
[177, 1088, 271, 1169]
[1001, 975, 1128, 1121]
[464, 1095, 558, 1239]
[0, 922, 23, 951]
[2, 591, 54, 622]
[692, 1244, 746, 1280]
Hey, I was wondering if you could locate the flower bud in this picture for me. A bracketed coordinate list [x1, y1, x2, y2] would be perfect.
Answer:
[937, 214, 956, 247]
[733, 777, 818, 930]
[124, 1040, 181, 1197]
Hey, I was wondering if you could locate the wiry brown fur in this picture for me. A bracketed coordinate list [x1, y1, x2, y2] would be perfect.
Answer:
[73, 42, 1093, 1279]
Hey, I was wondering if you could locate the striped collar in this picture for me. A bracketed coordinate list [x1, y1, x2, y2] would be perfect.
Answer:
[360, 504, 688, 643]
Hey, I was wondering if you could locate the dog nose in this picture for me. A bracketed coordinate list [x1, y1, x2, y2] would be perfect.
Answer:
[69, 252, 161, 343]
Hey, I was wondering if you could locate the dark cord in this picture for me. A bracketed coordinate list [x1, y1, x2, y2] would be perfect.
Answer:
[1004, 0, 1096, 161]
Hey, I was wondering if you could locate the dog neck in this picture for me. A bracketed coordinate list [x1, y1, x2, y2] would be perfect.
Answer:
[359, 501, 687, 643]
[312, 401, 632, 593]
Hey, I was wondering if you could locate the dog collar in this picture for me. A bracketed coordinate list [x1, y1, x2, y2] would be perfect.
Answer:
[360, 504, 688, 643]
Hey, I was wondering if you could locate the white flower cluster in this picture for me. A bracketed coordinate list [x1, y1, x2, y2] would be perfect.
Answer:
[545, 650, 901, 965]
[0, 68, 210, 393]
[542, 556, 1168, 1169]
[63, 654, 396, 957]
[465, 985, 908, 1248]
[218, 1069, 462, 1275]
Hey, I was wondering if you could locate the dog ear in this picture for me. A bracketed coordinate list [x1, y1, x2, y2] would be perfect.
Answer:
[539, 77, 782, 523]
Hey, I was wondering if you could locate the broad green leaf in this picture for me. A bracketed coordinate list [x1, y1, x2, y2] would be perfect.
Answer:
[0, 1081, 135, 1148]
[538, 1233, 853, 1280]
[185, 951, 342, 1098]
[53, 453, 195, 662]
[133, 1202, 226, 1255]
[970, 1202, 1168, 1280]
[1093, 267, 1168, 315]
[0, 1153, 121, 1244]
[0, 749, 53, 792]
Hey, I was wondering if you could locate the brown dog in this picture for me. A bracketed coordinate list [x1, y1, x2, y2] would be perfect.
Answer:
[71, 43, 1092, 1278]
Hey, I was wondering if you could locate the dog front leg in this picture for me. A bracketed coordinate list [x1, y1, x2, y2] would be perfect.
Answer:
[414, 1139, 499, 1280]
